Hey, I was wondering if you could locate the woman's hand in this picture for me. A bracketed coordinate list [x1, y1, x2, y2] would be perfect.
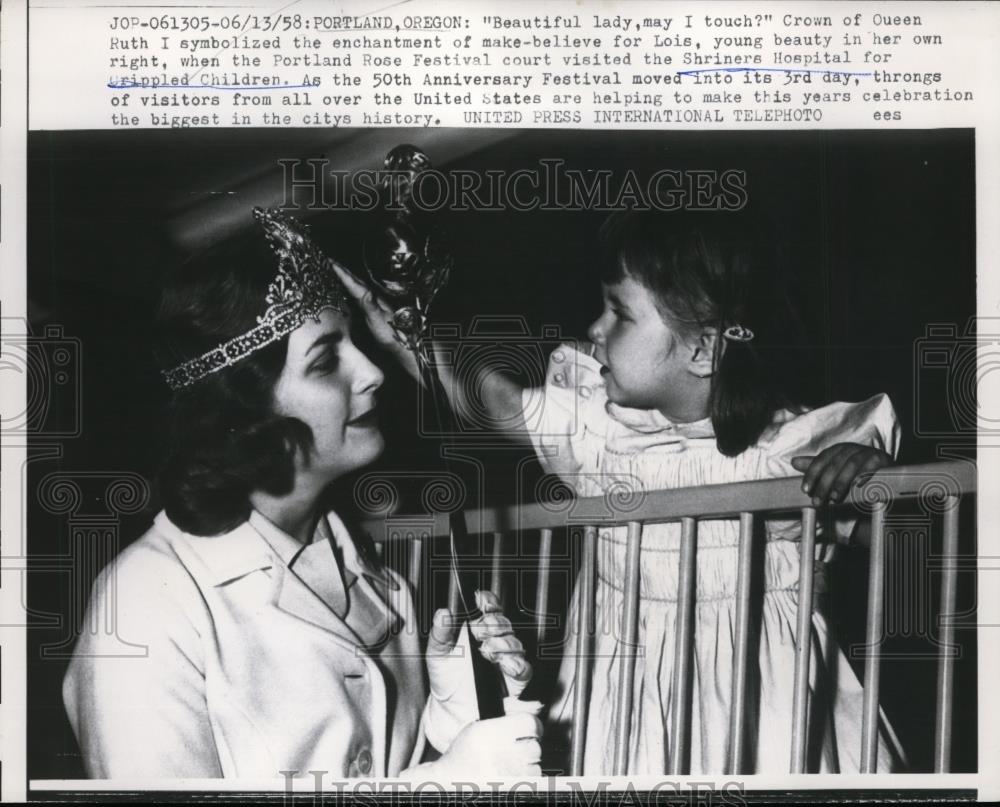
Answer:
[467, 590, 532, 691]
[403, 709, 543, 780]
[426, 590, 532, 698]
[423, 590, 533, 752]
[791, 443, 892, 506]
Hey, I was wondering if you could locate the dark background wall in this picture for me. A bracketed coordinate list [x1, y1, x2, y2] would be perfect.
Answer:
[26, 128, 977, 777]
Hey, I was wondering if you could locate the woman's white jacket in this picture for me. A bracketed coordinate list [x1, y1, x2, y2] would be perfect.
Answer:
[64, 509, 429, 780]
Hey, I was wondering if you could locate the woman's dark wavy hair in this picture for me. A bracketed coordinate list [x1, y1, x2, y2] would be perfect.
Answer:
[600, 209, 802, 457]
[154, 233, 314, 536]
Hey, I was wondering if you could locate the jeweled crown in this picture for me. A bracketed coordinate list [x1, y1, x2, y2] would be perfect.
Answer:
[162, 207, 349, 391]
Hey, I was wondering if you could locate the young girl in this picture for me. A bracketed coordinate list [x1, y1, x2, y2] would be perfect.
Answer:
[336, 208, 905, 775]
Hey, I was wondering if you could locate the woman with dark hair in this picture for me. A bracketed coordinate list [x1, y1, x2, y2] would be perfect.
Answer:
[62, 208, 540, 780]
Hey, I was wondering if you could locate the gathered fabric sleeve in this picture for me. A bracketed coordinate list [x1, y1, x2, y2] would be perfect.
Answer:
[520, 342, 610, 484]
[63, 542, 222, 778]
[760, 393, 901, 544]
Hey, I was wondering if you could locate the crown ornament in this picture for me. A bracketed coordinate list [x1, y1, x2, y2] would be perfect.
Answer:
[162, 207, 349, 391]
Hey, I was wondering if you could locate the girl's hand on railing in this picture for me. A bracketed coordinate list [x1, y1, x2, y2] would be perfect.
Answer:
[791, 443, 892, 507]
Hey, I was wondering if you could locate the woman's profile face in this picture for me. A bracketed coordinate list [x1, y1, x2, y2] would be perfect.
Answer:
[271, 309, 385, 484]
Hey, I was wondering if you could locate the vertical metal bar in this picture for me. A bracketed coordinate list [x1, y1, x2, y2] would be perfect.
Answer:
[447, 531, 460, 614]
[613, 521, 644, 776]
[407, 533, 423, 593]
[668, 517, 698, 776]
[570, 526, 598, 776]
[727, 512, 754, 775]
[491, 531, 504, 601]
[535, 528, 553, 646]
[934, 495, 961, 773]
[860, 501, 888, 772]
[790, 507, 818, 773]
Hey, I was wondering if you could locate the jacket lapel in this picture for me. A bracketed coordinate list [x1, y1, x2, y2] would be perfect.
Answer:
[240, 510, 364, 649]
[240, 509, 404, 650]
[270, 560, 368, 649]
[325, 512, 404, 647]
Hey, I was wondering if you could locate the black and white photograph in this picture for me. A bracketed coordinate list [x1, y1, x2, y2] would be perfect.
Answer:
[21, 126, 979, 796]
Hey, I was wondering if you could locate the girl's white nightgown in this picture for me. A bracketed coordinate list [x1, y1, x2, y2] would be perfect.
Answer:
[522, 343, 906, 774]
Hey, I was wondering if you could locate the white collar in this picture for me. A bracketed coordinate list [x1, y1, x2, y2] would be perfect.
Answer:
[606, 400, 716, 439]
[155, 511, 274, 586]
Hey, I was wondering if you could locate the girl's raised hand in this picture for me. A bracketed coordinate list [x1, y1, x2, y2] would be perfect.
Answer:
[790, 443, 892, 507]
[327, 259, 401, 352]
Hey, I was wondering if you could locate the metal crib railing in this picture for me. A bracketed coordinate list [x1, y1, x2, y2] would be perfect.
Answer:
[361, 460, 976, 775]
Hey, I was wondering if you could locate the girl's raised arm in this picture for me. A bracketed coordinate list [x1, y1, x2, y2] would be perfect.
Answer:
[330, 260, 531, 446]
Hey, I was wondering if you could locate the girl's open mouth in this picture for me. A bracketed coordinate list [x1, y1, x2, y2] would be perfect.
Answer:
[347, 409, 378, 427]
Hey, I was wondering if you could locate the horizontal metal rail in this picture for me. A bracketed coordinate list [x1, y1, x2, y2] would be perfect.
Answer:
[361, 462, 976, 541]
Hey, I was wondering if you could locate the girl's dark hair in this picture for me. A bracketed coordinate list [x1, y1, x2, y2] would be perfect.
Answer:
[600, 209, 801, 457]
[154, 233, 313, 536]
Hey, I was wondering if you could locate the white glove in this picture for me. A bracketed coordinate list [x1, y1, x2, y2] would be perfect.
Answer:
[403, 702, 543, 781]
[424, 590, 532, 752]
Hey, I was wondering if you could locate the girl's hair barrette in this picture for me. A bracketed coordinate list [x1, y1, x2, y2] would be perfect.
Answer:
[723, 324, 755, 343]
